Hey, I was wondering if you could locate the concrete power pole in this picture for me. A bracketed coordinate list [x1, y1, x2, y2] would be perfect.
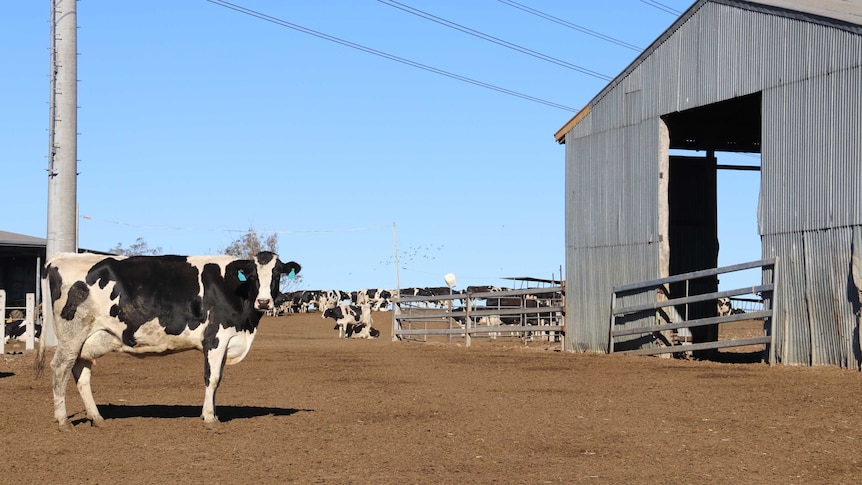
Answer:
[44, 0, 78, 346]
[46, 0, 78, 259]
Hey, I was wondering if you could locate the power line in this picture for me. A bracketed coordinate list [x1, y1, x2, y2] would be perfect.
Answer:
[497, 0, 643, 52]
[639, 0, 683, 16]
[377, 0, 613, 81]
[205, 0, 579, 112]
[80, 215, 389, 235]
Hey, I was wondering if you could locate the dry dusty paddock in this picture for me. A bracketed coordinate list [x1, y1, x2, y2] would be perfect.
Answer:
[3, 312, 862, 483]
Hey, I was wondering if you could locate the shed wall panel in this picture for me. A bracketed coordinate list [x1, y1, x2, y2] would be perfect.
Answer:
[764, 227, 861, 368]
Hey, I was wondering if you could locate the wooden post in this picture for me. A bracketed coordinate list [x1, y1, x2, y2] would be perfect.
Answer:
[768, 258, 779, 366]
[25, 293, 36, 350]
[0, 289, 6, 355]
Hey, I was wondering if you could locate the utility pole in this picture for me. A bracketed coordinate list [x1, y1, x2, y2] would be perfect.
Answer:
[44, 0, 78, 346]
[46, 0, 78, 259]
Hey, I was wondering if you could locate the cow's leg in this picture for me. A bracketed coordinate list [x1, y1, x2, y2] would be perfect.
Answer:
[50, 335, 89, 430]
[50, 349, 77, 430]
[72, 359, 105, 427]
[73, 331, 121, 427]
[202, 345, 228, 424]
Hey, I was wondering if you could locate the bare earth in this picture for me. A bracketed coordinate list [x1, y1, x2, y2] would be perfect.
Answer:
[2, 313, 862, 483]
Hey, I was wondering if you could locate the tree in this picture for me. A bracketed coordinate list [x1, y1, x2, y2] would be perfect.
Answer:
[109, 237, 162, 256]
[222, 227, 278, 259]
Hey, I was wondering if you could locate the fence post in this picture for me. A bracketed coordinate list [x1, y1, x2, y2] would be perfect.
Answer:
[25, 293, 36, 350]
[0, 289, 5, 355]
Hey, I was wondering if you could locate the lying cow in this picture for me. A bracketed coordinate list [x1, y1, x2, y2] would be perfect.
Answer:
[323, 304, 379, 338]
[4, 319, 42, 343]
[35, 251, 300, 430]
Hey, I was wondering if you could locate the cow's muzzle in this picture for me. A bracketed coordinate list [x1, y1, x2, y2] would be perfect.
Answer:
[256, 298, 272, 310]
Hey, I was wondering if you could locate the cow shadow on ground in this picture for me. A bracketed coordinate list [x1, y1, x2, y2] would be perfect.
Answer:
[0, 372, 14, 379]
[94, 404, 312, 423]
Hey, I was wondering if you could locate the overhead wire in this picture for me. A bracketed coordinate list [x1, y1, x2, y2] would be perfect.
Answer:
[377, 0, 613, 81]
[497, 0, 643, 52]
[205, 0, 579, 112]
[639, 0, 684, 16]
[80, 215, 388, 235]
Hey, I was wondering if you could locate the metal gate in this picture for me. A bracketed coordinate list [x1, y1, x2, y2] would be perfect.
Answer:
[609, 259, 777, 362]
[393, 286, 565, 349]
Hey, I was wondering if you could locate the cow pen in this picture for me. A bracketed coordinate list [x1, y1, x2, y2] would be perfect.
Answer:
[392, 286, 565, 349]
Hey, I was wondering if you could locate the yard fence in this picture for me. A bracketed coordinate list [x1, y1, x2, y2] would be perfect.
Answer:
[392, 286, 565, 349]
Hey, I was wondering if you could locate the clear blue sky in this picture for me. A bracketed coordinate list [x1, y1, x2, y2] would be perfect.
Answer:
[2, 0, 760, 292]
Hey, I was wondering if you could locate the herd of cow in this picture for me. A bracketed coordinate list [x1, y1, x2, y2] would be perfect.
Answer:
[273, 286, 497, 316]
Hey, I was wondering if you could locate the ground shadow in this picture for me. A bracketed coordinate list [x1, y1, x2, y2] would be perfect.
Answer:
[710, 351, 766, 364]
[95, 403, 312, 422]
[0, 372, 14, 379]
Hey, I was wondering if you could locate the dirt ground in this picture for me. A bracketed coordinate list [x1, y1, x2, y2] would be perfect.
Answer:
[3, 313, 862, 483]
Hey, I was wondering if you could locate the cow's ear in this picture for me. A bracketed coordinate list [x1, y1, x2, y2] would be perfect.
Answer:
[280, 261, 301, 278]
[228, 260, 257, 284]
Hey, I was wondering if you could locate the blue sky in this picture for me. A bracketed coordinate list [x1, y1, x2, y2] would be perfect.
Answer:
[2, 0, 760, 292]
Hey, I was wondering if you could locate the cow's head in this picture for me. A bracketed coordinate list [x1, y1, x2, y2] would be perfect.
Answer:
[251, 252, 301, 312]
[318, 290, 340, 318]
[322, 307, 340, 320]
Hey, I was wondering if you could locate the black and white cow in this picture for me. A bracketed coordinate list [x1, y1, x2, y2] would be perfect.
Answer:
[717, 297, 746, 317]
[322, 304, 379, 338]
[353, 288, 392, 311]
[4, 317, 42, 343]
[35, 251, 300, 430]
[316, 289, 349, 317]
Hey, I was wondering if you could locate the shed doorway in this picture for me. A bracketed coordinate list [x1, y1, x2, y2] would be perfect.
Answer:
[660, 92, 762, 356]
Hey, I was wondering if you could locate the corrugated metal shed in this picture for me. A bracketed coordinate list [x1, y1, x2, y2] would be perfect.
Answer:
[557, 0, 862, 367]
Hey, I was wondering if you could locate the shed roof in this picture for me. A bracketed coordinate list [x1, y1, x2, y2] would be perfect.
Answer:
[554, 0, 862, 142]
[0, 230, 46, 248]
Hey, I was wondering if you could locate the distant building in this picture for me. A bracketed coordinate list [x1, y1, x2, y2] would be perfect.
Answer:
[0, 230, 48, 309]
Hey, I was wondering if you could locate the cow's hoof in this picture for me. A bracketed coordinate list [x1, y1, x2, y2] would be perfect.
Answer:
[57, 422, 74, 432]
[91, 416, 106, 428]
[202, 415, 220, 428]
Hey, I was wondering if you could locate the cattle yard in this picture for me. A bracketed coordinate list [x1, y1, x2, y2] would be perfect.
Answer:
[3, 311, 862, 482]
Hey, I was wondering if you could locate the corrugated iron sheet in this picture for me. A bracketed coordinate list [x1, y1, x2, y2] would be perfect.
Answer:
[563, 0, 862, 364]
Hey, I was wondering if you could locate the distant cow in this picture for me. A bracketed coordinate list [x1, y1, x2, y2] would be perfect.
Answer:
[353, 289, 392, 311]
[717, 297, 745, 317]
[317, 290, 348, 317]
[275, 290, 318, 315]
[36, 251, 300, 430]
[323, 304, 379, 338]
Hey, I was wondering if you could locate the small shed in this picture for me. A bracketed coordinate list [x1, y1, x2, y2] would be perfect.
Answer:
[556, 0, 862, 367]
[0, 230, 47, 310]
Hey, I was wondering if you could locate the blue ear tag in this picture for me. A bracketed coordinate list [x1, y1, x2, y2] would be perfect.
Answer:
[237, 270, 247, 282]
[287, 268, 296, 280]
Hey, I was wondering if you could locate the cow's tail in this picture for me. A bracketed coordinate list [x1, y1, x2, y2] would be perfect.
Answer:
[34, 329, 47, 377]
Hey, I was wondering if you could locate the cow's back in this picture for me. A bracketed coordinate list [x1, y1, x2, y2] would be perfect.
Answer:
[46, 253, 223, 353]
